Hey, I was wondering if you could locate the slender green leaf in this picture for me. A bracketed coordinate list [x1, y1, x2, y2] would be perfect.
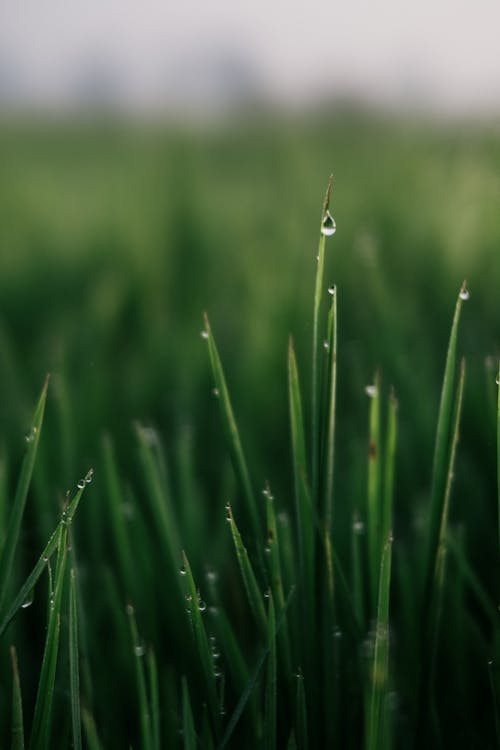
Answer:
[288, 339, 314, 606]
[182, 677, 197, 750]
[182, 550, 220, 734]
[0, 376, 49, 612]
[10, 645, 25, 750]
[295, 670, 308, 750]
[81, 709, 103, 750]
[126, 604, 153, 750]
[218, 587, 295, 750]
[425, 281, 467, 599]
[226, 504, 267, 641]
[312, 175, 334, 497]
[366, 533, 393, 750]
[366, 370, 381, 610]
[148, 650, 160, 750]
[29, 523, 68, 750]
[265, 486, 292, 677]
[264, 594, 277, 750]
[69, 568, 82, 750]
[0, 471, 91, 638]
[203, 313, 261, 543]
[323, 285, 337, 530]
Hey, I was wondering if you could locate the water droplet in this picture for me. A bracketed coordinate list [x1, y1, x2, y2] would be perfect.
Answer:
[365, 385, 378, 398]
[264, 588, 271, 599]
[206, 570, 217, 584]
[212, 388, 220, 398]
[321, 210, 336, 237]
[25, 427, 37, 444]
[353, 519, 365, 534]
[126, 603, 134, 616]
[212, 648, 221, 660]
[77, 479, 85, 490]
[134, 643, 146, 657]
[214, 669, 222, 678]
[198, 600, 207, 613]
[179, 566, 187, 576]
[42, 555, 49, 563]
[459, 285, 470, 301]
[496, 374, 500, 386]
[334, 627, 342, 640]
[85, 469, 94, 484]
[264, 546, 271, 555]
[201, 330, 209, 340]
[323, 340, 329, 351]
[22, 590, 34, 609]
[328, 285, 336, 296]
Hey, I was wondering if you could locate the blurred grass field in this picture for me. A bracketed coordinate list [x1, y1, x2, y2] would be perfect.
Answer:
[0, 114, 499, 748]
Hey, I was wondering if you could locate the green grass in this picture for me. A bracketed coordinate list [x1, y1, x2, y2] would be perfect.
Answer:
[0, 115, 499, 748]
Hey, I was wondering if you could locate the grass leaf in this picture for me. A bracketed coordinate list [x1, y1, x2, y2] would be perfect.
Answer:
[10, 645, 25, 750]
[69, 569, 82, 750]
[0, 376, 49, 613]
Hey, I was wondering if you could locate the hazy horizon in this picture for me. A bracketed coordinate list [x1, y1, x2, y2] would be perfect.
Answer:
[1, 1, 500, 118]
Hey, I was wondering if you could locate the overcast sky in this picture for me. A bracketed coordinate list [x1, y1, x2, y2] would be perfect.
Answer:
[1, 0, 499, 115]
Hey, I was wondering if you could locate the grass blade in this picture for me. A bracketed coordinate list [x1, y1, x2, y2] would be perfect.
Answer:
[182, 550, 220, 734]
[264, 594, 277, 750]
[29, 523, 68, 750]
[182, 677, 197, 750]
[425, 281, 467, 600]
[10, 645, 25, 750]
[218, 587, 295, 750]
[312, 175, 334, 497]
[366, 532, 393, 750]
[148, 650, 160, 750]
[288, 339, 314, 610]
[126, 604, 153, 750]
[323, 285, 337, 530]
[202, 313, 261, 543]
[0, 471, 91, 638]
[295, 670, 309, 750]
[0, 376, 49, 612]
[497, 361, 500, 553]
[366, 371, 382, 610]
[226, 503, 267, 641]
[69, 568, 82, 750]
[81, 709, 103, 750]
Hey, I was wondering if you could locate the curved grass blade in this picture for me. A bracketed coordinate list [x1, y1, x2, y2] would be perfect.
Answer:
[10, 645, 25, 750]
[69, 569, 82, 750]
[182, 677, 197, 750]
[366, 532, 393, 750]
[202, 314, 261, 543]
[381, 390, 398, 546]
[182, 550, 220, 735]
[312, 175, 334, 498]
[425, 281, 467, 599]
[135, 425, 180, 571]
[0, 376, 49, 612]
[427, 358, 466, 681]
[29, 523, 68, 750]
[102, 435, 135, 591]
[0, 472, 91, 638]
[264, 594, 277, 750]
[218, 587, 295, 750]
[226, 504, 267, 642]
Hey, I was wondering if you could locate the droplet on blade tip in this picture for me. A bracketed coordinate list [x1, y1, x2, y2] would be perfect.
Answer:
[321, 210, 336, 237]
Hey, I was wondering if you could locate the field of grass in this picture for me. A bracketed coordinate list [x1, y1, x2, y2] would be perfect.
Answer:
[0, 114, 499, 748]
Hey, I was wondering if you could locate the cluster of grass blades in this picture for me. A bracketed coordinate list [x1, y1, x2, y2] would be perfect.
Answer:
[1, 179, 499, 748]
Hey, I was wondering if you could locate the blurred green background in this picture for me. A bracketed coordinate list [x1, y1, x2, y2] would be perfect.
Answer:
[0, 114, 498, 554]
